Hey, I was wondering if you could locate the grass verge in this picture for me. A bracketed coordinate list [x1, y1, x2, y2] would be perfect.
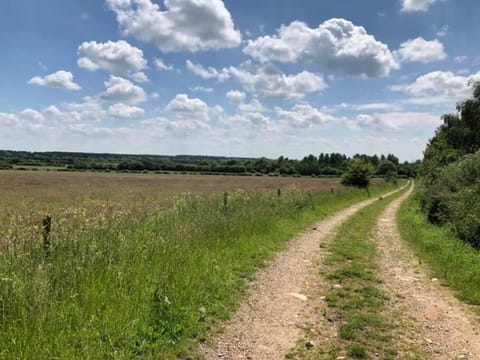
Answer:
[398, 194, 480, 305]
[0, 183, 399, 359]
[289, 186, 408, 360]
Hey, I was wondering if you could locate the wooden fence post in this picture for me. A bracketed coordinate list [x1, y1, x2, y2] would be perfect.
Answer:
[223, 192, 228, 210]
[42, 215, 52, 256]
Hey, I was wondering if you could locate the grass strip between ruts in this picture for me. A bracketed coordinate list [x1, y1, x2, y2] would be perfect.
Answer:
[289, 185, 408, 359]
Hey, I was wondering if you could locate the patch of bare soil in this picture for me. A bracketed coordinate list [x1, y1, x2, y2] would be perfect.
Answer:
[199, 189, 402, 360]
[376, 185, 480, 359]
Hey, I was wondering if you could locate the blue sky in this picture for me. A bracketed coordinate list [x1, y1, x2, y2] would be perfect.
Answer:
[1, 0, 479, 161]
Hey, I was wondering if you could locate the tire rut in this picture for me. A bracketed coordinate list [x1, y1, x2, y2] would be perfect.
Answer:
[375, 184, 480, 359]
[199, 187, 404, 360]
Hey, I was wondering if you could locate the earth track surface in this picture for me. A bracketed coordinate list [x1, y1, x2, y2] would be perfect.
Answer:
[199, 187, 405, 360]
[375, 185, 480, 359]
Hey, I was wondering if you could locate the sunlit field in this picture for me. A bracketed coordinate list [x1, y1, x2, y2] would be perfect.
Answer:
[0, 171, 393, 359]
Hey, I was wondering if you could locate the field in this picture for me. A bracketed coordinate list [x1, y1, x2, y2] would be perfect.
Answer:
[0, 171, 392, 359]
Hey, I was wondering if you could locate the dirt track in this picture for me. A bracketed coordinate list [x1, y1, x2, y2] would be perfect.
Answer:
[199, 187, 404, 360]
[375, 185, 480, 359]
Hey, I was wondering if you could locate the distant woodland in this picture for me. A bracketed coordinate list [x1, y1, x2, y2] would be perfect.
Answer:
[0, 150, 419, 178]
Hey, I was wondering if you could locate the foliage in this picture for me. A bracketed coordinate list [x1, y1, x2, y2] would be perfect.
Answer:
[0, 150, 419, 178]
[341, 159, 375, 188]
[398, 195, 480, 304]
[418, 83, 480, 247]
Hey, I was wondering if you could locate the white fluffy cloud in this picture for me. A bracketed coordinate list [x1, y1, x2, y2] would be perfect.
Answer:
[401, 0, 437, 12]
[108, 103, 145, 119]
[226, 90, 246, 105]
[106, 0, 241, 52]
[229, 62, 326, 99]
[396, 37, 446, 63]
[165, 93, 212, 131]
[391, 71, 480, 101]
[275, 103, 336, 128]
[78, 40, 147, 76]
[20, 108, 45, 122]
[0, 113, 19, 127]
[130, 72, 149, 83]
[100, 75, 147, 105]
[28, 70, 81, 90]
[186, 60, 230, 82]
[154, 57, 174, 71]
[353, 112, 441, 132]
[63, 98, 107, 122]
[190, 86, 213, 93]
[243, 19, 398, 77]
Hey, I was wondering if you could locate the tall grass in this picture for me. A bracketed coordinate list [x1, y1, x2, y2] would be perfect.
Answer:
[1, 183, 396, 359]
[398, 194, 480, 305]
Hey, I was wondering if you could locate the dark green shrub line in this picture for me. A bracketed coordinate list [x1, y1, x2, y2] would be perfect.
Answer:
[0, 183, 399, 359]
[418, 83, 480, 248]
[398, 195, 480, 305]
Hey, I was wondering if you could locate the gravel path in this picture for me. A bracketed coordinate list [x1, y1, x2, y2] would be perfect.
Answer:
[375, 184, 480, 359]
[199, 187, 404, 360]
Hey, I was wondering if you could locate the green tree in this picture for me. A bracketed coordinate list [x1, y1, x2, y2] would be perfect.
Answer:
[341, 159, 374, 189]
[376, 159, 397, 176]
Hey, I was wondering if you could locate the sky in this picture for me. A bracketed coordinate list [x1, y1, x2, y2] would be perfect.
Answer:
[1, 0, 479, 161]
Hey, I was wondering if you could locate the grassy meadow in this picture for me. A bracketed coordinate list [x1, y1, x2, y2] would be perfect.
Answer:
[1, 171, 396, 359]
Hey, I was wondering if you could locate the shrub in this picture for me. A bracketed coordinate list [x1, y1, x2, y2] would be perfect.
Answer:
[418, 151, 480, 246]
[341, 159, 374, 189]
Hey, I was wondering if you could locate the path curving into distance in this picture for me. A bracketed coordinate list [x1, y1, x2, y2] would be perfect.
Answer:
[199, 185, 407, 360]
[375, 184, 480, 359]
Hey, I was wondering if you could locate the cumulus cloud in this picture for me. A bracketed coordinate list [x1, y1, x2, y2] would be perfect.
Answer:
[391, 71, 480, 102]
[0, 113, 19, 127]
[243, 18, 398, 77]
[100, 75, 147, 105]
[106, 0, 241, 52]
[275, 103, 336, 128]
[28, 70, 81, 90]
[229, 62, 326, 99]
[20, 108, 45, 122]
[186, 60, 230, 82]
[401, 0, 437, 12]
[78, 40, 147, 79]
[226, 90, 246, 105]
[165, 93, 213, 131]
[154, 57, 174, 71]
[395, 37, 446, 63]
[130, 71, 149, 83]
[190, 86, 213, 93]
[62, 98, 106, 122]
[352, 112, 441, 132]
[108, 103, 145, 119]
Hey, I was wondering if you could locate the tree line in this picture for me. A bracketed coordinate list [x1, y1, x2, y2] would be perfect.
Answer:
[419, 83, 480, 247]
[0, 150, 418, 178]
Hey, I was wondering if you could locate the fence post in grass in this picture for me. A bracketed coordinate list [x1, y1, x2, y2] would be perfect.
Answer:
[277, 188, 281, 197]
[331, 187, 334, 194]
[308, 191, 314, 209]
[223, 192, 228, 211]
[42, 215, 52, 256]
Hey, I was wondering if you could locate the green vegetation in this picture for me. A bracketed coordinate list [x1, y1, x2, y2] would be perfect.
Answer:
[0, 149, 419, 177]
[341, 158, 375, 189]
[398, 195, 480, 305]
[0, 173, 397, 359]
[418, 83, 480, 248]
[290, 185, 419, 360]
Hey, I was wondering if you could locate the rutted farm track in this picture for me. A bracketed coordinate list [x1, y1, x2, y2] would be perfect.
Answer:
[199, 183, 480, 359]
[199, 186, 405, 359]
